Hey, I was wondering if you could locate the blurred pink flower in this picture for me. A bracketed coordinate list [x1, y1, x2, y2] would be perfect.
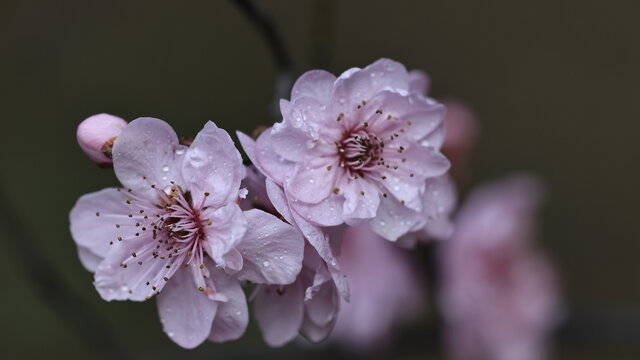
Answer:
[76, 113, 127, 166]
[70, 118, 304, 348]
[440, 99, 478, 178]
[439, 175, 561, 360]
[241, 58, 451, 241]
[332, 225, 427, 351]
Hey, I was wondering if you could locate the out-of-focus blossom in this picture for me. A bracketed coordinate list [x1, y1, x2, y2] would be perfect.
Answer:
[439, 175, 561, 360]
[332, 225, 426, 351]
[76, 113, 127, 166]
[239, 165, 344, 346]
[241, 58, 451, 242]
[70, 118, 304, 348]
[440, 99, 478, 178]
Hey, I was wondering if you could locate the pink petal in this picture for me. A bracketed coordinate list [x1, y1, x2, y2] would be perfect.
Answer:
[156, 267, 219, 349]
[182, 121, 244, 209]
[408, 69, 431, 95]
[418, 174, 457, 241]
[369, 91, 446, 144]
[208, 268, 249, 343]
[112, 117, 186, 201]
[235, 209, 304, 285]
[290, 69, 336, 102]
[94, 234, 176, 301]
[69, 188, 131, 268]
[271, 97, 337, 163]
[286, 156, 339, 204]
[203, 203, 247, 267]
[236, 131, 258, 166]
[77, 245, 103, 272]
[264, 179, 295, 224]
[287, 193, 345, 227]
[421, 122, 446, 150]
[254, 281, 305, 347]
[330, 58, 410, 114]
[369, 196, 424, 241]
[341, 178, 381, 221]
[253, 129, 296, 186]
[289, 210, 350, 300]
[304, 267, 340, 328]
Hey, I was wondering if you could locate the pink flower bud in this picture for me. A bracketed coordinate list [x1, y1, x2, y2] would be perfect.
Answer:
[76, 113, 127, 166]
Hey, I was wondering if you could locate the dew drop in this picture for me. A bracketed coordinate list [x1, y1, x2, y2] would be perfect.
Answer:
[263, 260, 270, 267]
[175, 148, 185, 156]
[162, 165, 170, 172]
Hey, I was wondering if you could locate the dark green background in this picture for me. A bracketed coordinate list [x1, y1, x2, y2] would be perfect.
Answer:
[1, 0, 638, 358]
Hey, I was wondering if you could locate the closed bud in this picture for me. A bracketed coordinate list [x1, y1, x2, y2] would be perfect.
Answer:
[76, 113, 127, 167]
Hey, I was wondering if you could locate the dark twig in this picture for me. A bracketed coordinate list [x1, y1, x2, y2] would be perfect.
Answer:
[0, 186, 129, 360]
[232, 0, 295, 121]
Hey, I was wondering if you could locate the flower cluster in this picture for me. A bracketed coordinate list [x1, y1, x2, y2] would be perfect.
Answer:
[70, 58, 560, 354]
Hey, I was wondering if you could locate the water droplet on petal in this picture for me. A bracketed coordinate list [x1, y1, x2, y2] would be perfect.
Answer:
[263, 260, 270, 267]
[175, 148, 185, 156]
[162, 165, 170, 172]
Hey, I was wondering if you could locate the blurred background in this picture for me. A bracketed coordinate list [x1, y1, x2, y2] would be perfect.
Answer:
[1, 0, 638, 358]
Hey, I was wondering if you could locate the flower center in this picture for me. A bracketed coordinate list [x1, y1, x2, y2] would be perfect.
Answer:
[338, 128, 384, 173]
[114, 182, 214, 297]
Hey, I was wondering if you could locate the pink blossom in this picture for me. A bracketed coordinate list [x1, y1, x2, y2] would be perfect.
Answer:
[241, 58, 451, 242]
[331, 225, 426, 351]
[70, 117, 304, 348]
[440, 99, 478, 178]
[439, 175, 561, 360]
[76, 113, 127, 166]
[239, 165, 345, 346]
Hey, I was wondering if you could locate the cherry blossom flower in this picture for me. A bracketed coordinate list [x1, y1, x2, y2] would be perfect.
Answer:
[241, 58, 451, 242]
[332, 225, 426, 351]
[439, 175, 561, 360]
[70, 117, 304, 348]
[76, 113, 127, 166]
